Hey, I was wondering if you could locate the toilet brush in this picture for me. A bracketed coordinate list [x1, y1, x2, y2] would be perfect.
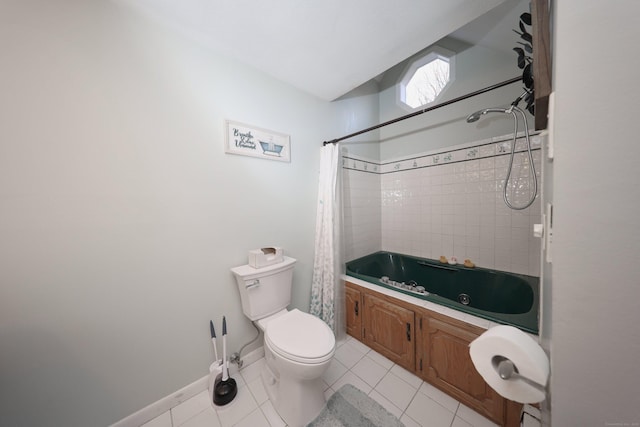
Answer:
[209, 320, 220, 364]
[209, 320, 222, 388]
[213, 316, 237, 405]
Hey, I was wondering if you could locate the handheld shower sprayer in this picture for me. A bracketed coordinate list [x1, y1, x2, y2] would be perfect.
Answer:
[466, 105, 538, 210]
[466, 108, 509, 123]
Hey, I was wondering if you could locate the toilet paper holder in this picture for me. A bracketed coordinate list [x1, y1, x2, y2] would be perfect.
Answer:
[492, 355, 546, 392]
[470, 325, 548, 403]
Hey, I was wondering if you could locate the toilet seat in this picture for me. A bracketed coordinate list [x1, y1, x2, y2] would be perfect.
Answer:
[265, 309, 335, 364]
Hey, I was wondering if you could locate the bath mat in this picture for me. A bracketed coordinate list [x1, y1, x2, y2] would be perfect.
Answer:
[306, 384, 405, 427]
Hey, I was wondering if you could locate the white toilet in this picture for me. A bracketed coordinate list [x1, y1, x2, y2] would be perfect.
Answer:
[231, 257, 336, 427]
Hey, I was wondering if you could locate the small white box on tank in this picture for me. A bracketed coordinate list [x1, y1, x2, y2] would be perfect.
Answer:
[248, 247, 283, 268]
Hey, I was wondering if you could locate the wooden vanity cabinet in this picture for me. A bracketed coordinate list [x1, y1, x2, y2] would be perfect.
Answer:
[345, 282, 415, 371]
[362, 292, 415, 371]
[417, 310, 505, 424]
[345, 284, 361, 337]
[345, 281, 523, 426]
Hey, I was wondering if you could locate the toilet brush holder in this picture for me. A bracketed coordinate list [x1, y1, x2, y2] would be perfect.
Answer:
[213, 315, 238, 406]
[207, 361, 223, 404]
[209, 360, 237, 406]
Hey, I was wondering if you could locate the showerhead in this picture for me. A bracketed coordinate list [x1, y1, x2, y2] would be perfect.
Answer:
[466, 107, 510, 123]
[466, 111, 485, 123]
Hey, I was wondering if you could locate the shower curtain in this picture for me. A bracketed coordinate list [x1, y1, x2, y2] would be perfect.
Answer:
[310, 143, 345, 341]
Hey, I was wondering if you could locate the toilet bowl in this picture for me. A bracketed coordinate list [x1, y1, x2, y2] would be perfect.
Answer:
[231, 257, 336, 427]
[258, 309, 335, 427]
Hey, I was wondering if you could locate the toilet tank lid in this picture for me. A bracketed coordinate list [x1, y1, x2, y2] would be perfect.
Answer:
[265, 309, 335, 361]
[231, 256, 296, 279]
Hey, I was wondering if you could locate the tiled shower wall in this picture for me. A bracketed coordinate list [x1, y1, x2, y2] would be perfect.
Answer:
[343, 167, 381, 262]
[343, 134, 543, 277]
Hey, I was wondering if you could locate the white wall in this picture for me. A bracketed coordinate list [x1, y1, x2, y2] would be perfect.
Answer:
[0, 1, 374, 426]
[334, 80, 382, 161]
[550, 1, 640, 425]
[335, 81, 382, 262]
[377, 36, 534, 161]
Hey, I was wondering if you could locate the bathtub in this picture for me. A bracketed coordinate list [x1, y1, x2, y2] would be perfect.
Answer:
[345, 251, 539, 334]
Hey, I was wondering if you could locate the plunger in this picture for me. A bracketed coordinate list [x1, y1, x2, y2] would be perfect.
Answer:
[213, 316, 237, 405]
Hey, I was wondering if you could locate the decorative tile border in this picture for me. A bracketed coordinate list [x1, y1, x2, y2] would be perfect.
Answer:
[342, 157, 380, 174]
[343, 132, 542, 174]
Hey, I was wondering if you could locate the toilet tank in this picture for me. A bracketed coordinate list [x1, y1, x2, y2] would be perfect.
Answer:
[231, 257, 296, 321]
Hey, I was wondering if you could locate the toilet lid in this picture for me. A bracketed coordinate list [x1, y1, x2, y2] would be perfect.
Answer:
[265, 309, 335, 363]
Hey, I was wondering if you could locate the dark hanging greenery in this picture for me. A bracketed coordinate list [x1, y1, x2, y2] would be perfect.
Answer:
[513, 10, 534, 115]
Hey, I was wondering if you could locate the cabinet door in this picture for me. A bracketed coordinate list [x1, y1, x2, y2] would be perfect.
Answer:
[345, 284, 361, 339]
[420, 316, 504, 425]
[363, 293, 415, 371]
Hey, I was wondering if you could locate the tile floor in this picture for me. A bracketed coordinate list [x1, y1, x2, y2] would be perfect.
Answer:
[140, 336, 499, 427]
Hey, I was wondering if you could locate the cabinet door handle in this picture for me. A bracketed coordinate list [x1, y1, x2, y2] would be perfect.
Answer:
[406, 323, 411, 341]
[355, 301, 359, 316]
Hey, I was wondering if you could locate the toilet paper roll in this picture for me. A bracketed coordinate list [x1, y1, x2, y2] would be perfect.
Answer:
[469, 325, 549, 403]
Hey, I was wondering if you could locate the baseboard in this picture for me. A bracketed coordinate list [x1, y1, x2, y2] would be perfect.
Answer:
[110, 375, 208, 427]
[238, 345, 265, 369]
[111, 346, 265, 427]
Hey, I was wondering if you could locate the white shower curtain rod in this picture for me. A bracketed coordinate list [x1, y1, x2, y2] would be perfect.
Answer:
[322, 76, 521, 146]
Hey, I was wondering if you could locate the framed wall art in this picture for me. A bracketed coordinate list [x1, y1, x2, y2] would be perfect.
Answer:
[224, 120, 291, 162]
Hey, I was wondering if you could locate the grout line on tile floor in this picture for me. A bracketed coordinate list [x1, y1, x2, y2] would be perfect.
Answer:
[140, 337, 498, 427]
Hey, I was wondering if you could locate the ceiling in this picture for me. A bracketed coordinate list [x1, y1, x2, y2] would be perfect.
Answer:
[120, 0, 516, 101]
